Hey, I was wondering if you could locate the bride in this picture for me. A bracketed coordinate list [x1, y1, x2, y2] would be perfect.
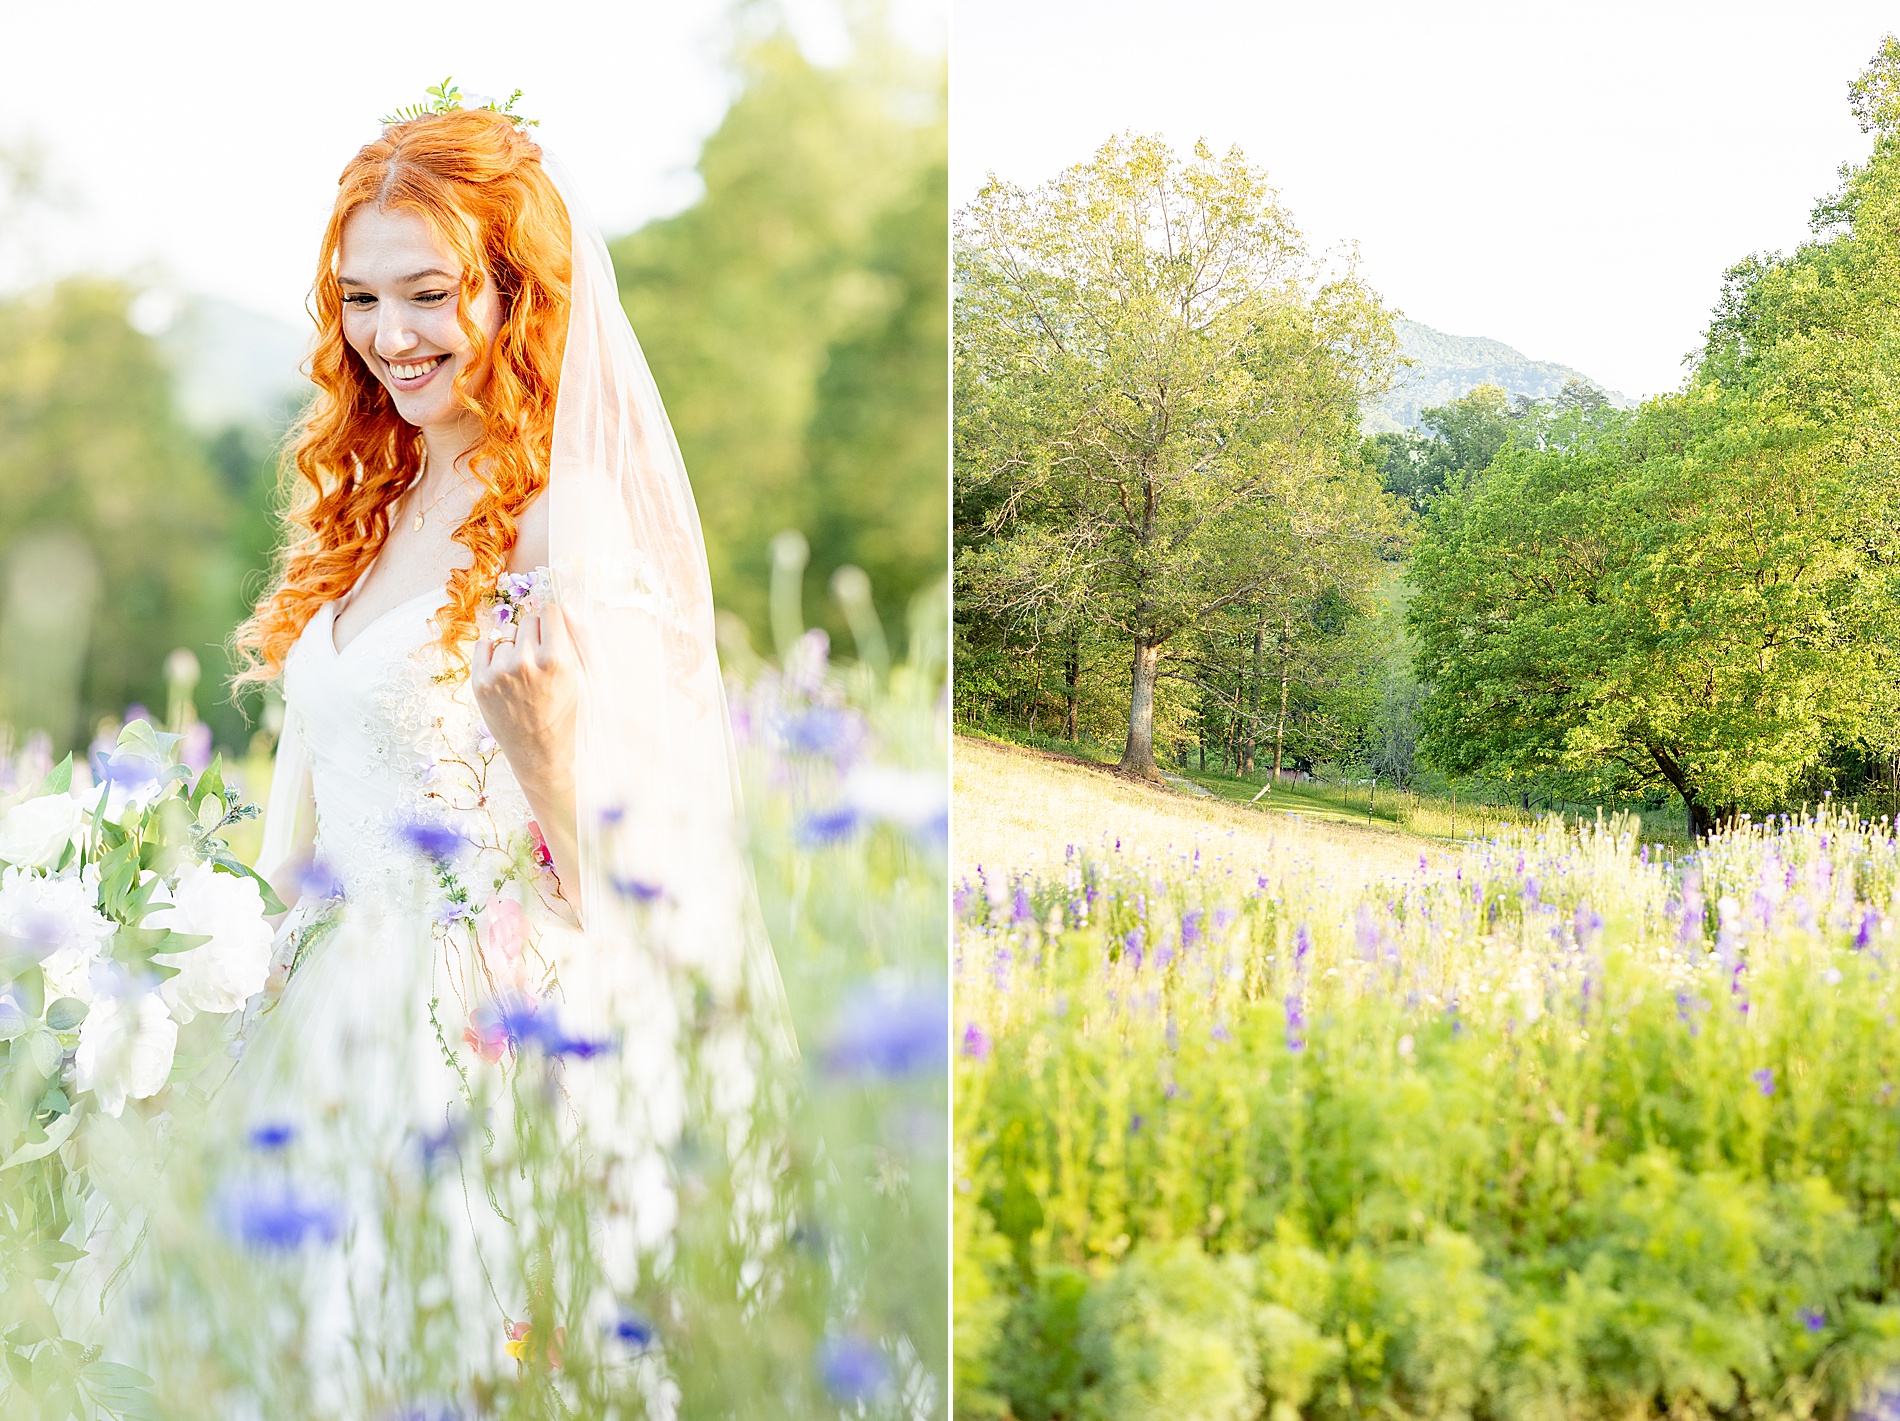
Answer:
[108, 95, 778, 1411]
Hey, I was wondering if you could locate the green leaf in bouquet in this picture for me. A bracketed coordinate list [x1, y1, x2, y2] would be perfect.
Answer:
[188, 756, 225, 817]
[31, 1241, 84, 1266]
[9, 966, 43, 1023]
[108, 926, 202, 977]
[33, 755, 71, 800]
[115, 720, 181, 764]
[96, 842, 139, 921]
[0, 1105, 74, 1171]
[43, 999, 84, 1032]
[210, 846, 286, 915]
[33, 1082, 68, 1118]
[23, 1029, 60, 1080]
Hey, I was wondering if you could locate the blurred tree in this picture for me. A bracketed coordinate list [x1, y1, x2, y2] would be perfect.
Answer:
[611, 15, 947, 648]
[0, 280, 239, 751]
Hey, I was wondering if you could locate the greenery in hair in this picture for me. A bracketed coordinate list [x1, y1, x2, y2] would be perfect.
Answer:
[382, 77, 538, 130]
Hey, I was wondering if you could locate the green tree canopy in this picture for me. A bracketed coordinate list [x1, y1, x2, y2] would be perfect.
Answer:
[955, 135, 1401, 778]
[612, 20, 946, 646]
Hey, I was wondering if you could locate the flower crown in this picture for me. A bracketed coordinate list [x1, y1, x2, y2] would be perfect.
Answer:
[381, 77, 538, 131]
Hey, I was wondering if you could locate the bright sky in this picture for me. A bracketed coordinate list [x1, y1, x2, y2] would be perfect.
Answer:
[952, 0, 1896, 399]
[0, 0, 944, 327]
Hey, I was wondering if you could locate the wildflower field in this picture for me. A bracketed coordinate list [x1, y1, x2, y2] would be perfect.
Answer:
[955, 810, 1900, 1421]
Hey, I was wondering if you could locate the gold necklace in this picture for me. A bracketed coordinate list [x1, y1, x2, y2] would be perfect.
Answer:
[405, 454, 474, 532]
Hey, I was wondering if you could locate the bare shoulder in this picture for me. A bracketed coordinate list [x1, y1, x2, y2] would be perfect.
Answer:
[507, 489, 551, 573]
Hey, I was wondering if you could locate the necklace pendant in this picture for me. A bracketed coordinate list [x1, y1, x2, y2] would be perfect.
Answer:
[413, 512, 424, 532]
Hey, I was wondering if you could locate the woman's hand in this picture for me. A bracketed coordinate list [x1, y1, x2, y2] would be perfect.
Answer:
[472, 603, 582, 909]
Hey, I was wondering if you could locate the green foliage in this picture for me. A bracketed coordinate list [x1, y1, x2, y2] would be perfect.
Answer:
[612, 20, 947, 648]
[381, 77, 537, 129]
[0, 281, 256, 753]
[956, 811, 1900, 1419]
[954, 134, 1401, 775]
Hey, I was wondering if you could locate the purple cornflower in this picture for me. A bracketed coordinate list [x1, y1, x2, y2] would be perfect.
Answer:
[815, 1336, 889, 1402]
[960, 1022, 991, 1059]
[477, 994, 617, 1061]
[781, 707, 863, 760]
[1753, 1067, 1776, 1097]
[612, 876, 664, 903]
[398, 818, 465, 863]
[215, 1177, 344, 1251]
[611, 1311, 656, 1350]
[796, 806, 859, 846]
[1574, 902, 1603, 949]
[247, 1122, 296, 1152]
[1181, 909, 1203, 949]
[826, 982, 947, 1078]
[298, 858, 343, 901]
[1798, 1306, 1825, 1333]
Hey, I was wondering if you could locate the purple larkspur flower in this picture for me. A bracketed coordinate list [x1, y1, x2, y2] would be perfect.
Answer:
[398, 818, 464, 863]
[1574, 901, 1603, 948]
[961, 1022, 991, 1059]
[215, 1176, 344, 1251]
[796, 805, 859, 846]
[1285, 993, 1306, 1053]
[1293, 923, 1312, 964]
[1211, 1022, 1231, 1044]
[1123, 927, 1144, 970]
[1181, 909, 1203, 949]
[1857, 909, 1880, 951]
[825, 982, 947, 1078]
[1753, 1066, 1776, 1097]
[247, 1121, 295, 1152]
[1011, 886, 1032, 924]
[816, 1336, 889, 1402]
[1130, 1113, 1144, 1133]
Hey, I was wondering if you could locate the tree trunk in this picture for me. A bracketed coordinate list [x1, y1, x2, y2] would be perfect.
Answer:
[1120, 638, 1164, 779]
[1063, 638, 1080, 741]
[1647, 742, 1712, 841]
[1271, 616, 1293, 782]
[1240, 618, 1265, 777]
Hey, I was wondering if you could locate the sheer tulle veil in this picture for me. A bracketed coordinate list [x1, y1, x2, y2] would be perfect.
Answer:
[258, 142, 788, 1047]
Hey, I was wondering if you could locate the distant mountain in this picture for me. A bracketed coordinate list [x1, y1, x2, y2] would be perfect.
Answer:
[152, 295, 311, 431]
[1363, 319, 1628, 433]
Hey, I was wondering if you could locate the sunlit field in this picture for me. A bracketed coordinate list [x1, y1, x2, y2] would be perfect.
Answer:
[956, 776, 1900, 1419]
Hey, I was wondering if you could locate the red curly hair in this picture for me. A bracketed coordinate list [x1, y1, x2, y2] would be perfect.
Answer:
[234, 105, 571, 686]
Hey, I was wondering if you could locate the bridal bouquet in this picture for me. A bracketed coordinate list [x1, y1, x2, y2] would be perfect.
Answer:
[0, 718, 277, 1154]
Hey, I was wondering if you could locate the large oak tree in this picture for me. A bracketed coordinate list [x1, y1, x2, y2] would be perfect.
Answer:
[955, 135, 1399, 777]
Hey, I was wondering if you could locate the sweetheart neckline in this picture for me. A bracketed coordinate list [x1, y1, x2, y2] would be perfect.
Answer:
[325, 584, 447, 659]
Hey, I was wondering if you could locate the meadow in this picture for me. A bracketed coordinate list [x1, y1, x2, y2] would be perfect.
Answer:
[954, 758, 1900, 1420]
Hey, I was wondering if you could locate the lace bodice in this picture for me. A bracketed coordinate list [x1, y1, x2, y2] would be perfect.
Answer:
[281, 584, 538, 908]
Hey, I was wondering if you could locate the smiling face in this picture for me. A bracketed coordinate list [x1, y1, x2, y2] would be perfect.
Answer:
[337, 205, 503, 436]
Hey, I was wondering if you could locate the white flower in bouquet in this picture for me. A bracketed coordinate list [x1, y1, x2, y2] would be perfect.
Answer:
[74, 985, 177, 1117]
[0, 866, 114, 1001]
[0, 792, 85, 870]
[149, 862, 273, 1020]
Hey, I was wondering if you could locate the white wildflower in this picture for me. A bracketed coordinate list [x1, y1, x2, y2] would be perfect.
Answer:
[74, 988, 177, 1117]
[0, 867, 113, 1001]
[0, 792, 85, 870]
[150, 862, 273, 1019]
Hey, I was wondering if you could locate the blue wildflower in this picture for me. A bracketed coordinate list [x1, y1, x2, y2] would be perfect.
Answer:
[1122, 928, 1144, 971]
[398, 819, 465, 863]
[1181, 909, 1203, 948]
[216, 1177, 344, 1251]
[1293, 923, 1312, 964]
[816, 1336, 889, 1402]
[796, 805, 859, 846]
[1799, 1306, 1825, 1333]
[826, 982, 947, 1078]
[961, 1023, 991, 1059]
[1753, 1066, 1776, 1097]
[247, 1122, 296, 1152]
[1285, 993, 1306, 1053]
[298, 858, 343, 901]
[1011, 886, 1032, 924]
[781, 706, 862, 760]
[611, 876, 664, 903]
[611, 1310, 656, 1351]
[479, 994, 617, 1061]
